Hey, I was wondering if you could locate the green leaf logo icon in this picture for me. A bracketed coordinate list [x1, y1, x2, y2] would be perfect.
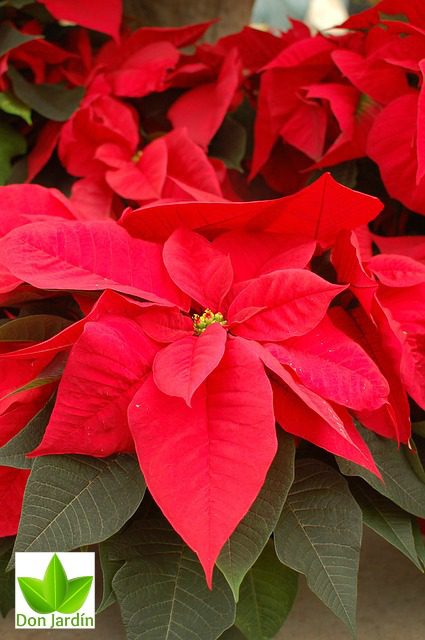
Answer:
[18, 554, 93, 614]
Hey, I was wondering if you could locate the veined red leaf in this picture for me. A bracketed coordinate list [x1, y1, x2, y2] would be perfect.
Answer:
[228, 269, 346, 341]
[247, 339, 379, 475]
[0, 220, 188, 309]
[120, 174, 383, 248]
[0, 467, 30, 536]
[38, 0, 122, 40]
[0, 184, 75, 237]
[138, 306, 193, 343]
[331, 230, 377, 313]
[153, 323, 227, 406]
[368, 254, 425, 287]
[128, 339, 277, 585]
[30, 316, 158, 458]
[212, 230, 315, 283]
[272, 382, 378, 475]
[163, 227, 233, 309]
[265, 314, 389, 411]
[331, 306, 411, 443]
[168, 48, 241, 149]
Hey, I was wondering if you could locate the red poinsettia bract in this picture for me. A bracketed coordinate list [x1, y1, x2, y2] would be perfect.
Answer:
[0, 175, 395, 579]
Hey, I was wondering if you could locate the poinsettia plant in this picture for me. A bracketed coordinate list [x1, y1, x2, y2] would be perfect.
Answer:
[0, 0, 424, 638]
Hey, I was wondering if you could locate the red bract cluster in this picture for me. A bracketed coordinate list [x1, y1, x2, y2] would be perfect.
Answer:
[0, 0, 424, 592]
[0, 174, 423, 582]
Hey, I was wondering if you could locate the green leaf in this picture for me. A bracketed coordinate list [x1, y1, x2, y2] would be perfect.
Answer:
[219, 627, 247, 639]
[349, 479, 423, 570]
[413, 521, 425, 570]
[0, 538, 14, 617]
[412, 421, 425, 438]
[0, 22, 41, 57]
[57, 576, 93, 614]
[404, 439, 425, 484]
[0, 0, 34, 8]
[217, 432, 295, 600]
[337, 427, 425, 518]
[329, 161, 358, 189]
[0, 395, 54, 469]
[0, 121, 26, 185]
[43, 553, 68, 610]
[0, 92, 31, 124]
[97, 542, 124, 614]
[17, 577, 55, 614]
[0, 314, 71, 342]
[274, 458, 362, 634]
[235, 541, 298, 640]
[8, 67, 84, 122]
[112, 516, 235, 640]
[210, 116, 247, 171]
[10, 454, 145, 565]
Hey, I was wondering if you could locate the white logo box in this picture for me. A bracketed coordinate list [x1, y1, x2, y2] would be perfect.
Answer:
[15, 552, 95, 630]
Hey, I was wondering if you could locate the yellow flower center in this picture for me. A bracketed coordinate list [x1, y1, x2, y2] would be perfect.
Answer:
[193, 309, 227, 335]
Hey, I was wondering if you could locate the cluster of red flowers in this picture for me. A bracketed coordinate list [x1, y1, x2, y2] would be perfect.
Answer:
[0, 0, 424, 584]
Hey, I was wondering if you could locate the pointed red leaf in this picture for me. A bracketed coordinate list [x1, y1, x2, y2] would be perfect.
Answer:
[265, 314, 389, 411]
[0, 184, 75, 237]
[168, 49, 241, 148]
[153, 323, 227, 405]
[331, 306, 411, 443]
[212, 230, 315, 283]
[163, 228, 233, 309]
[272, 382, 378, 475]
[368, 254, 425, 287]
[0, 467, 30, 536]
[331, 230, 377, 313]
[0, 220, 188, 309]
[367, 94, 425, 216]
[228, 269, 346, 341]
[138, 306, 193, 343]
[121, 174, 383, 248]
[248, 339, 379, 474]
[39, 0, 122, 40]
[31, 316, 158, 458]
[128, 339, 277, 585]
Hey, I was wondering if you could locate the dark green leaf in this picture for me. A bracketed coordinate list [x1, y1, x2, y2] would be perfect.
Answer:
[337, 427, 425, 518]
[329, 161, 358, 189]
[412, 421, 425, 438]
[8, 67, 84, 122]
[57, 576, 93, 614]
[404, 439, 425, 484]
[0, 314, 71, 342]
[413, 522, 425, 570]
[210, 116, 247, 171]
[0, 0, 34, 8]
[0, 92, 31, 124]
[0, 121, 26, 185]
[219, 628, 247, 640]
[0, 22, 41, 57]
[112, 517, 235, 640]
[350, 479, 422, 570]
[0, 538, 14, 617]
[217, 432, 295, 600]
[235, 541, 298, 640]
[17, 577, 55, 614]
[97, 542, 124, 614]
[10, 455, 145, 565]
[274, 458, 362, 634]
[0, 395, 54, 469]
